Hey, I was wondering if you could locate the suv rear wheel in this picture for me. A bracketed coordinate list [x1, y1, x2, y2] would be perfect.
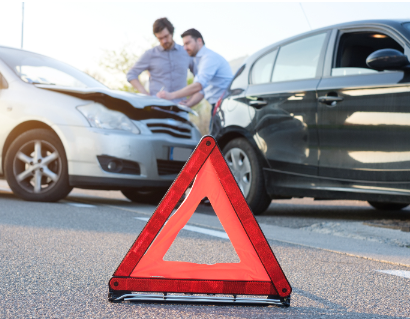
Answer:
[5, 129, 72, 201]
[223, 138, 271, 215]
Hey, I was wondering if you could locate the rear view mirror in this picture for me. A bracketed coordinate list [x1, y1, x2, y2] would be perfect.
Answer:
[366, 49, 410, 71]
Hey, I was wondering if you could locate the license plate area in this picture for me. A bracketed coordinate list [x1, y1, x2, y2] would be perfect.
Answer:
[169, 147, 193, 161]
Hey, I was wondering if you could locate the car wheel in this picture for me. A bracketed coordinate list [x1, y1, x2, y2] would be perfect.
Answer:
[223, 138, 271, 215]
[4, 129, 72, 201]
[121, 188, 167, 205]
[368, 201, 409, 211]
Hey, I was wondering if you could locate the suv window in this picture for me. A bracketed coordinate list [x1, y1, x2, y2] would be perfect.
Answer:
[271, 33, 327, 82]
[332, 32, 403, 76]
[251, 50, 277, 84]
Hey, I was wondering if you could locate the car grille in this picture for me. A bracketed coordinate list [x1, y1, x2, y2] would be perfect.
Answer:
[147, 122, 192, 139]
[157, 159, 185, 175]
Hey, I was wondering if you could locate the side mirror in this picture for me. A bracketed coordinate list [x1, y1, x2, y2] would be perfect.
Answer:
[366, 49, 410, 71]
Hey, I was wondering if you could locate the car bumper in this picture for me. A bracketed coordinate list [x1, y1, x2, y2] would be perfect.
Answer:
[53, 125, 200, 189]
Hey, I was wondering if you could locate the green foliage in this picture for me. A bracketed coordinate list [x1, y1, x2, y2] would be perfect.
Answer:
[189, 99, 211, 136]
[93, 42, 154, 93]
[99, 45, 139, 77]
[187, 74, 194, 85]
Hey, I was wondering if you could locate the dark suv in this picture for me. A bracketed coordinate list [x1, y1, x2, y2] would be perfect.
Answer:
[211, 19, 410, 215]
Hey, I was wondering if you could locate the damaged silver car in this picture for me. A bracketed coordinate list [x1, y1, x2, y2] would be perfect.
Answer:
[0, 46, 201, 203]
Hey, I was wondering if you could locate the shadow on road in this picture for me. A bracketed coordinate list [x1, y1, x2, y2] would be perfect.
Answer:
[1, 189, 409, 231]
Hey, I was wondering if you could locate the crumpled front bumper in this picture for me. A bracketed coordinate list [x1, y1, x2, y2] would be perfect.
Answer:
[53, 124, 200, 189]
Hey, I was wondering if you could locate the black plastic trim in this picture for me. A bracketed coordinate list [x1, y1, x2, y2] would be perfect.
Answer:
[268, 160, 318, 176]
[157, 159, 185, 175]
[69, 175, 172, 190]
[97, 155, 141, 175]
[319, 166, 410, 182]
[263, 169, 410, 203]
[147, 123, 191, 133]
[150, 129, 191, 139]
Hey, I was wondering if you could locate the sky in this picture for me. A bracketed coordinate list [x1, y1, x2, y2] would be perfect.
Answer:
[1, 1, 410, 86]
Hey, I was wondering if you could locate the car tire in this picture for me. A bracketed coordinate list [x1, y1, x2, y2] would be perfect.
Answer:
[121, 188, 168, 205]
[368, 201, 409, 211]
[223, 138, 271, 215]
[4, 129, 72, 202]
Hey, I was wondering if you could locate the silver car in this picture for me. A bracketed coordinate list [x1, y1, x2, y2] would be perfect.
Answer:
[0, 46, 201, 203]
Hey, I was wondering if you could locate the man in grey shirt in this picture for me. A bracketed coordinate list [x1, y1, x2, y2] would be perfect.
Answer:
[126, 18, 191, 104]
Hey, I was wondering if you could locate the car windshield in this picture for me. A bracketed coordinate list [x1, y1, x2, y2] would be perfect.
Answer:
[0, 47, 106, 88]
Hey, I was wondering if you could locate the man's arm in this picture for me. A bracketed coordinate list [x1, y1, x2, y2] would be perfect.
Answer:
[130, 79, 149, 95]
[126, 50, 151, 94]
[157, 82, 202, 100]
[179, 91, 204, 108]
[157, 53, 218, 101]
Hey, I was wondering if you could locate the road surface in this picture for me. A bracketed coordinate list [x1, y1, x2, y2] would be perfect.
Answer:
[0, 183, 409, 318]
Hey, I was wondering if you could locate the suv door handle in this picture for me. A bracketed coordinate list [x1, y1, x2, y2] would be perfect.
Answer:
[318, 96, 344, 107]
[249, 100, 268, 108]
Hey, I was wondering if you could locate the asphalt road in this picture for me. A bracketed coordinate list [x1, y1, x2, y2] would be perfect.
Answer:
[1, 186, 409, 318]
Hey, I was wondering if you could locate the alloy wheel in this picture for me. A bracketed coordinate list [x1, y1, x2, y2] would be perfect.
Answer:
[224, 147, 252, 197]
[12, 139, 62, 194]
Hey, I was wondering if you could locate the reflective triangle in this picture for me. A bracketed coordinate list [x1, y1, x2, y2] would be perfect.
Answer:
[131, 159, 270, 281]
[109, 136, 291, 298]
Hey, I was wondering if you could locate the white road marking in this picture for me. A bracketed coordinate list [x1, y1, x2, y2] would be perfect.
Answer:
[135, 217, 229, 239]
[376, 270, 410, 279]
[0, 187, 11, 192]
[66, 202, 96, 208]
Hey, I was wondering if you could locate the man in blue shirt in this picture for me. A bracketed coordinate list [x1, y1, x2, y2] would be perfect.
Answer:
[157, 29, 233, 111]
[127, 18, 191, 104]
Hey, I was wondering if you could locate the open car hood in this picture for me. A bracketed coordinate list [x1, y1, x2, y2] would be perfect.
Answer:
[36, 85, 196, 123]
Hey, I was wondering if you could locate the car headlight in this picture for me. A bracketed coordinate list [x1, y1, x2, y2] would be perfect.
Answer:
[77, 103, 140, 134]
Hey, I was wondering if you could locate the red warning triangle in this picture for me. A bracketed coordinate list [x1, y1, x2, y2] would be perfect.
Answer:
[109, 136, 291, 298]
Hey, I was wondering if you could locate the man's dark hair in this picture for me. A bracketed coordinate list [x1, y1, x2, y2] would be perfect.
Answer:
[181, 28, 205, 45]
[153, 17, 174, 35]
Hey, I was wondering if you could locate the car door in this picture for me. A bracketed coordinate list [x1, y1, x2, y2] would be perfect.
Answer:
[317, 27, 410, 184]
[246, 31, 329, 175]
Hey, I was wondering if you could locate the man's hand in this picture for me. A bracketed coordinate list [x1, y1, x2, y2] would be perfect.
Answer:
[157, 91, 174, 100]
[157, 82, 202, 101]
[179, 99, 189, 106]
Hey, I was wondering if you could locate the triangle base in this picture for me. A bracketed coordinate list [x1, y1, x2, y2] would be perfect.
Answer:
[108, 291, 291, 307]
[109, 277, 279, 296]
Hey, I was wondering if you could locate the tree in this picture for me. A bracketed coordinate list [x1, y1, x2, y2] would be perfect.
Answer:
[98, 43, 141, 92]
[85, 42, 151, 92]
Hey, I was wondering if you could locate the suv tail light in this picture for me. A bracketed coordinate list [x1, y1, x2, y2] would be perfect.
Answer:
[212, 92, 225, 117]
